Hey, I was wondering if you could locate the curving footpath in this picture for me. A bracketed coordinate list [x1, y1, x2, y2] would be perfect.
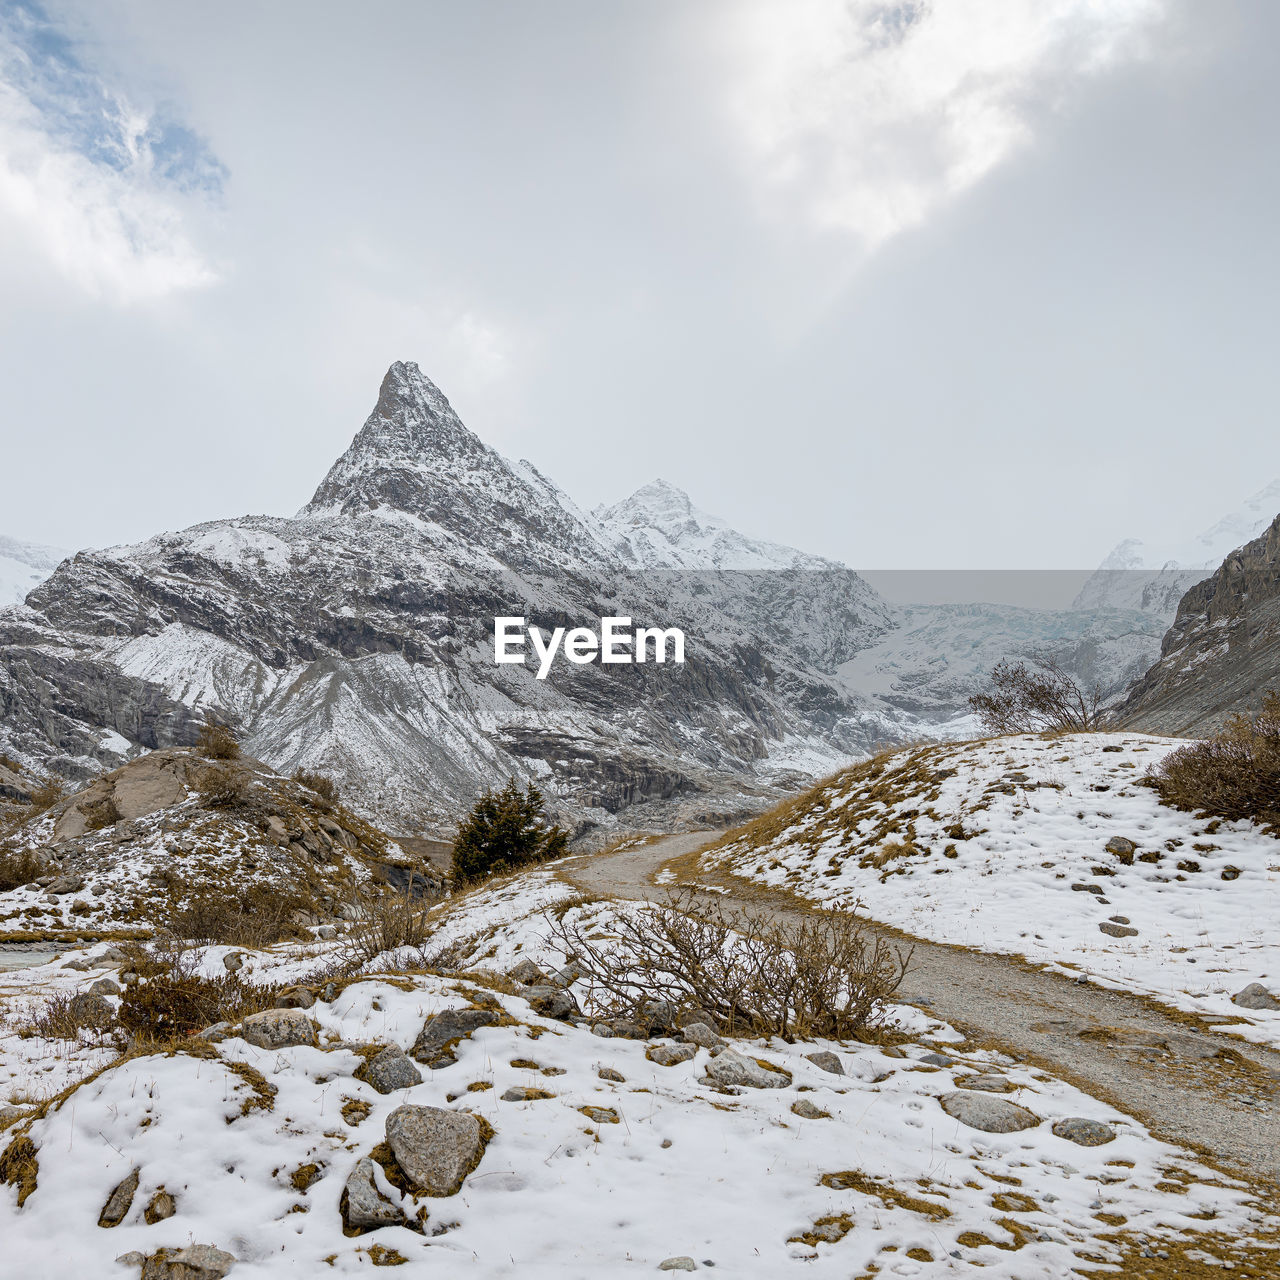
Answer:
[563, 831, 1280, 1185]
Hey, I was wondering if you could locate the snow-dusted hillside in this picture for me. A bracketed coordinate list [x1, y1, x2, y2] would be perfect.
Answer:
[0, 535, 66, 607]
[3, 870, 1277, 1278]
[705, 733, 1280, 1049]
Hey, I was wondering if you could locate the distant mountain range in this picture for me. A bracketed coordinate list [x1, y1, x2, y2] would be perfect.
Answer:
[2, 361, 1275, 834]
[0, 534, 67, 607]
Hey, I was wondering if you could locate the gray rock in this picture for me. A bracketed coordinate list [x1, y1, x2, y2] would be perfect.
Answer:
[194, 1022, 231, 1043]
[790, 1098, 830, 1119]
[0, 1105, 27, 1130]
[523, 985, 577, 1021]
[679, 1022, 722, 1050]
[658, 1258, 697, 1271]
[139, 1243, 237, 1280]
[804, 1051, 844, 1076]
[500, 1086, 552, 1102]
[702, 1049, 790, 1089]
[98, 1166, 140, 1227]
[610, 1019, 645, 1039]
[507, 958, 548, 986]
[1052, 1117, 1116, 1146]
[940, 1091, 1039, 1133]
[358, 1044, 424, 1094]
[145, 1190, 177, 1224]
[597, 1067, 626, 1083]
[920, 1052, 954, 1067]
[239, 1008, 317, 1050]
[274, 987, 316, 1010]
[385, 1104, 485, 1197]
[957, 1073, 1015, 1094]
[89, 977, 122, 996]
[222, 951, 245, 973]
[1233, 982, 1280, 1011]
[590, 1022, 613, 1038]
[648, 1043, 697, 1067]
[548, 962, 582, 990]
[47, 874, 86, 895]
[411, 1007, 500, 1065]
[1104, 837, 1136, 863]
[676, 1008, 718, 1032]
[1098, 922, 1139, 938]
[341, 1157, 405, 1231]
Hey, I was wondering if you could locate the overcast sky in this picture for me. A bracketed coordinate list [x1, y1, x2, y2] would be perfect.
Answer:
[1, 0, 1276, 569]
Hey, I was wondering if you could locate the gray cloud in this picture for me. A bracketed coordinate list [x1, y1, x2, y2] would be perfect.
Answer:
[0, 0, 1275, 572]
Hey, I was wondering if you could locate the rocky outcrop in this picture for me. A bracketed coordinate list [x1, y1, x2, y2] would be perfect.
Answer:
[1117, 513, 1280, 735]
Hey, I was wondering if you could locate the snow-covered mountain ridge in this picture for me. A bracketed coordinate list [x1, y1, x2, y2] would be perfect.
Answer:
[0, 534, 67, 607]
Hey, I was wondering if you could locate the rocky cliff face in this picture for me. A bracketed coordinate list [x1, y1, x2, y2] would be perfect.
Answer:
[1117, 513, 1280, 735]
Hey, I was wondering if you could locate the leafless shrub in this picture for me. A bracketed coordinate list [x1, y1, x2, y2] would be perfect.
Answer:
[1149, 692, 1280, 833]
[545, 889, 910, 1040]
[0, 848, 43, 892]
[163, 882, 310, 948]
[18, 990, 120, 1045]
[24, 776, 66, 815]
[81, 794, 121, 831]
[969, 656, 1103, 735]
[345, 878, 435, 966]
[196, 763, 253, 809]
[292, 770, 339, 808]
[196, 722, 241, 760]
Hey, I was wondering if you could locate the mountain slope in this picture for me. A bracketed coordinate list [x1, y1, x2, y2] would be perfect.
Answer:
[0, 534, 67, 607]
[1117, 511, 1280, 735]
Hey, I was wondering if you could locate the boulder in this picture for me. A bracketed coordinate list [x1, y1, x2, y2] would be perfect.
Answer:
[111, 763, 187, 820]
[702, 1049, 790, 1090]
[275, 987, 316, 1010]
[500, 1086, 553, 1102]
[239, 1008, 317, 1050]
[138, 1244, 237, 1280]
[790, 1098, 830, 1119]
[341, 1158, 405, 1231]
[658, 1258, 697, 1272]
[804, 1051, 844, 1076]
[222, 952, 245, 973]
[98, 1167, 140, 1227]
[145, 1190, 177, 1224]
[523, 985, 577, 1021]
[1051, 1117, 1116, 1146]
[1233, 982, 1280, 1011]
[1099, 922, 1138, 938]
[1104, 837, 1136, 864]
[384, 1105, 486, 1197]
[68, 992, 115, 1026]
[47, 874, 85, 896]
[411, 1008, 499, 1065]
[648, 1043, 697, 1067]
[940, 1092, 1039, 1133]
[356, 1044, 423, 1094]
[89, 977, 122, 997]
[957, 1073, 1015, 1094]
[507, 958, 548, 987]
[679, 1022, 722, 1050]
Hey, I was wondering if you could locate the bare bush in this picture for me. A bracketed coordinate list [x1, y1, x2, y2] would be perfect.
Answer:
[196, 722, 241, 760]
[1149, 692, 1280, 832]
[163, 881, 311, 948]
[196, 763, 253, 809]
[19, 990, 120, 1044]
[545, 889, 910, 1040]
[345, 878, 435, 966]
[969, 656, 1103, 735]
[0, 848, 43, 892]
[24, 776, 66, 815]
[292, 770, 340, 808]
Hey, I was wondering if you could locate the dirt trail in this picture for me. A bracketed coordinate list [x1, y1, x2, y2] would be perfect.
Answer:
[563, 832, 1280, 1183]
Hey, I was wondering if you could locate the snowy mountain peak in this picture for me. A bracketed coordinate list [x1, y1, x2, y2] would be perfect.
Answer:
[0, 533, 69, 606]
[609, 479, 696, 526]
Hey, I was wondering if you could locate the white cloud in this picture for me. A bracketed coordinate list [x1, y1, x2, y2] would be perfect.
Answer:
[717, 0, 1168, 247]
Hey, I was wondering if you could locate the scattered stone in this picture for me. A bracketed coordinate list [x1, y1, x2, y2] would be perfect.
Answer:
[548, 963, 582, 989]
[341, 1158, 405, 1231]
[195, 1022, 231, 1043]
[1052, 1117, 1116, 1146]
[920, 1052, 953, 1067]
[676, 1008, 718, 1032]
[500, 1087, 553, 1102]
[1108, 916, 1131, 925]
[648, 1043, 697, 1067]
[98, 1167, 140, 1227]
[411, 1008, 500, 1065]
[1071, 883, 1105, 895]
[1099, 922, 1139, 938]
[1104, 837, 1136, 864]
[658, 1259, 697, 1272]
[0, 1105, 26, 1130]
[679, 1022, 722, 1050]
[138, 1242, 237, 1279]
[275, 987, 315, 1010]
[590, 1023, 613, 1038]
[239, 1008, 317, 1050]
[222, 952, 245, 973]
[507, 958, 547, 987]
[702, 1049, 790, 1090]
[384, 1104, 486, 1197]
[958, 1073, 1016, 1094]
[597, 1067, 626, 1083]
[523, 986, 578, 1021]
[1101, 745, 1124, 753]
[804, 1051, 843, 1076]
[314, 925, 337, 940]
[940, 1092, 1039, 1133]
[145, 1189, 177, 1224]
[47, 874, 86, 895]
[89, 977, 122, 996]
[357, 1044, 424, 1094]
[610, 1020, 646, 1040]
[1220, 866, 1241, 882]
[1233, 983, 1280, 1012]
[580, 1105, 621, 1124]
[790, 1099, 830, 1120]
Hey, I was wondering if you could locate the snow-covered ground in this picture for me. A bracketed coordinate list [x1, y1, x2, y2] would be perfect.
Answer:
[3, 869, 1278, 1277]
[705, 733, 1280, 1049]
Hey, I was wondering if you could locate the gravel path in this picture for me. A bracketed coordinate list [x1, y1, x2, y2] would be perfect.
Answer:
[564, 832, 1280, 1183]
